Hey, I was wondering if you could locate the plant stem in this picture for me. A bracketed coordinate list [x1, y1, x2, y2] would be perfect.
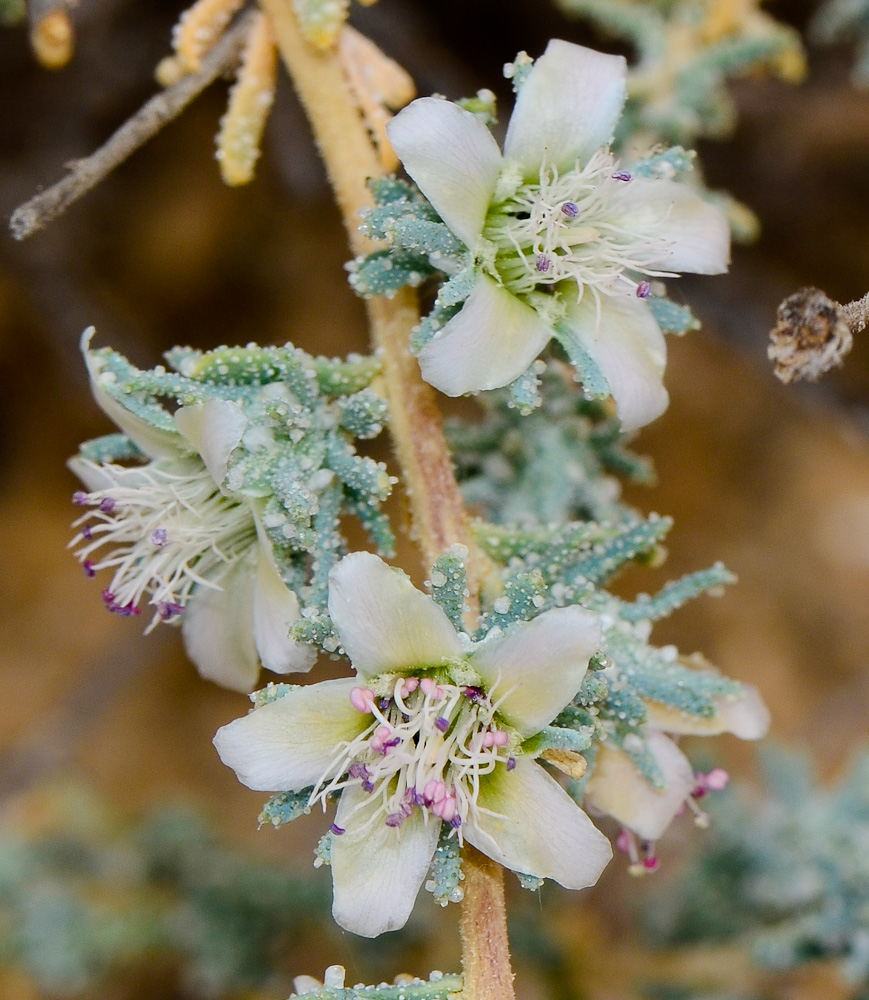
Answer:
[10, 11, 255, 240]
[261, 3, 514, 997]
[459, 847, 516, 1000]
[261, 0, 482, 583]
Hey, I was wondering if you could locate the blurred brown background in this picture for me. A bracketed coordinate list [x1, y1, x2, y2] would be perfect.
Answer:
[1, 0, 868, 997]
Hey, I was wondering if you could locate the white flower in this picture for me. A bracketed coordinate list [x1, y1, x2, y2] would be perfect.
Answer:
[583, 682, 769, 868]
[70, 341, 315, 691]
[386, 39, 730, 431]
[214, 551, 612, 937]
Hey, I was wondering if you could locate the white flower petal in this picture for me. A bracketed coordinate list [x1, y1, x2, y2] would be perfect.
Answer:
[504, 40, 627, 178]
[583, 733, 695, 841]
[386, 97, 502, 247]
[464, 757, 611, 889]
[182, 560, 261, 692]
[330, 783, 440, 937]
[83, 332, 183, 460]
[608, 178, 730, 275]
[213, 677, 363, 790]
[328, 552, 463, 679]
[470, 606, 601, 736]
[174, 399, 247, 487]
[645, 684, 770, 740]
[252, 548, 317, 674]
[417, 273, 552, 396]
[562, 293, 669, 432]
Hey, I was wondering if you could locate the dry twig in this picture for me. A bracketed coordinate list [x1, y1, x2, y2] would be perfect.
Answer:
[10, 8, 256, 241]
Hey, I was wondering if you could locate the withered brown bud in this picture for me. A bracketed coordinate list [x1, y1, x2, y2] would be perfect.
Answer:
[768, 286, 853, 384]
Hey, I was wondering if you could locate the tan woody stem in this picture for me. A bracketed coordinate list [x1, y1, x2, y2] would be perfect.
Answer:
[260, 2, 513, 997]
[260, 0, 477, 579]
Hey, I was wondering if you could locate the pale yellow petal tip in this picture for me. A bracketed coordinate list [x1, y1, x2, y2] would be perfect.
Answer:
[31, 9, 74, 70]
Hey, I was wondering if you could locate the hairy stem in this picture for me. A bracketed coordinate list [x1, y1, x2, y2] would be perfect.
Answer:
[260, 3, 513, 996]
[261, 0, 479, 580]
[459, 847, 516, 1000]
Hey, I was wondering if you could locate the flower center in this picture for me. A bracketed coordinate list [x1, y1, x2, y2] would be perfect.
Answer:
[311, 676, 516, 841]
[481, 150, 674, 303]
[71, 457, 256, 629]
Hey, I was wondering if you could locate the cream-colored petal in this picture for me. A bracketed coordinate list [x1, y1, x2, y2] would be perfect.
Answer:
[182, 560, 260, 692]
[608, 178, 730, 275]
[252, 547, 317, 674]
[470, 605, 601, 736]
[504, 40, 627, 178]
[386, 96, 502, 247]
[464, 757, 611, 888]
[327, 552, 463, 679]
[417, 273, 552, 396]
[213, 677, 362, 791]
[645, 684, 770, 740]
[174, 398, 247, 487]
[330, 783, 440, 937]
[583, 733, 694, 841]
[561, 294, 669, 432]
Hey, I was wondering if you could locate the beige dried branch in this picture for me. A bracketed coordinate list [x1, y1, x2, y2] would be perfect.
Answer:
[10, 8, 256, 241]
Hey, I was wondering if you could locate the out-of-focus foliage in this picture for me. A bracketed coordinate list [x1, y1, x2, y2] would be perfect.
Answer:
[811, 0, 869, 88]
[645, 746, 869, 995]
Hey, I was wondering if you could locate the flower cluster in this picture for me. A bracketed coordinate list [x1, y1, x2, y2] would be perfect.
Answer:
[70, 333, 392, 691]
[215, 552, 612, 936]
[383, 39, 730, 430]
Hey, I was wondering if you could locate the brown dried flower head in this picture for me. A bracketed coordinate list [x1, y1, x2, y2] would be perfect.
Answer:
[768, 286, 853, 384]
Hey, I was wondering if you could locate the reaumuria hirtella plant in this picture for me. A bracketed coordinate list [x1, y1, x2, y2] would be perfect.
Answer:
[15, 0, 819, 995]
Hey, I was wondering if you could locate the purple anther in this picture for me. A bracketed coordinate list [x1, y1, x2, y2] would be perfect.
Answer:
[151, 528, 168, 547]
[98, 497, 116, 513]
[463, 686, 483, 702]
[435, 716, 449, 733]
[612, 170, 632, 182]
[385, 812, 404, 828]
[704, 767, 730, 792]
[107, 600, 140, 618]
[449, 815, 462, 829]
[348, 762, 370, 781]
[692, 784, 707, 800]
[101, 589, 139, 617]
[72, 491, 89, 506]
[382, 737, 401, 750]
[561, 201, 579, 217]
[83, 560, 96, 579]
[158, 602, 185, 620]
[329, 823, 345, 836]
[535, 254, 551, 273]
[82, 525, 93, 541]
[636, 281, 651, 299]
[405, 788, 425, 807]
[643, 856, 660, 872]
[506, 756, 517, 771]
[378, 696, 391, 711]
[362, 780, 374, 793]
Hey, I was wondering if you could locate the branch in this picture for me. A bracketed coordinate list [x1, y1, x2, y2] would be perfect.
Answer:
[10, 8, 256, 240]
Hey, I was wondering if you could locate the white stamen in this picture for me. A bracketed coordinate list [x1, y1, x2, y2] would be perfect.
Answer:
[70, 457, 255, 630]
[310, 677, 515, 842]
[482, 150, 677, 302]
